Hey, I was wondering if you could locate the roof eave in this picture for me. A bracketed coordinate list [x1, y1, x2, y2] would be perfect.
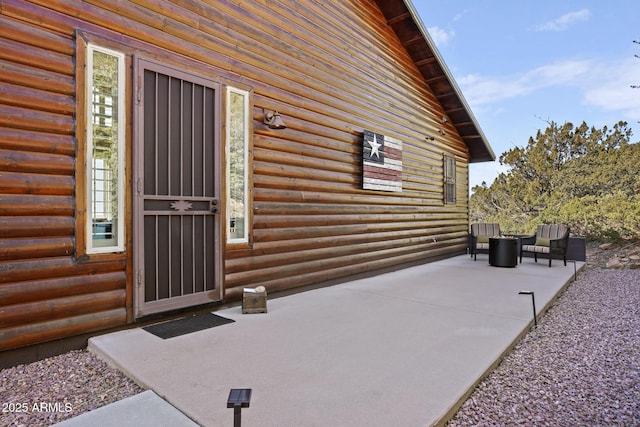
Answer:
[375, 0, 496, 163]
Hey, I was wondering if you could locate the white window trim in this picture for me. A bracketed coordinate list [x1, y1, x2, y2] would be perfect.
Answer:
[86, 44, 126, 253]
[225, 87, 250, 244]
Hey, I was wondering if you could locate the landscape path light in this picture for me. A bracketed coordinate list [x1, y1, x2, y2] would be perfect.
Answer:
[518, 290, 537, 328]
[227, 388, 252, 427]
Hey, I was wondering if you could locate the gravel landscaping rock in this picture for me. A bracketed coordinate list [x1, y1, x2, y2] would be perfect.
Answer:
[0, 350, 143, 426]
[447, 268, 640, 426]
[586, 240, 640, 270]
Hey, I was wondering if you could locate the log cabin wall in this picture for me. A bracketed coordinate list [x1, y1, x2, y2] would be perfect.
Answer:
[0, 0, 479, 351]
[0, 2, 129, 351]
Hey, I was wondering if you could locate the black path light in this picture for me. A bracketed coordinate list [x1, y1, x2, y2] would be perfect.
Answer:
[519, 290, 537, 328]
[227, 388, 252, 427]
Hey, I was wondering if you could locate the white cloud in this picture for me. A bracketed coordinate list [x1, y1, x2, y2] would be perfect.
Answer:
[535, 9, 591, 32]
[458, 59, 592, 105]
[452, 9, 470, 22]
[582, 58, 640, 120]
[427, 26, 454, 46]
[457, 57, 640, 122]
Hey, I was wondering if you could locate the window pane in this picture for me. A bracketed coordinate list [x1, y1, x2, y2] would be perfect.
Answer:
[444, 156, 456, 204]
[228, 90, 247, 241]
[89, 48, 123, 250]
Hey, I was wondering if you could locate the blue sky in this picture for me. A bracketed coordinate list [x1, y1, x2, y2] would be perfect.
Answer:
[412, 1, 640, 190]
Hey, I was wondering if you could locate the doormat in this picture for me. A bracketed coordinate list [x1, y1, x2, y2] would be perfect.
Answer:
[143, 313, 235, 339]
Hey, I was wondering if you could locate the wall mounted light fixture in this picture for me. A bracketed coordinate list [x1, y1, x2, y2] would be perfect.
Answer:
[438, 129, 446, 136]
[441, 115, 448, 123]
[263, 109, 286, 129]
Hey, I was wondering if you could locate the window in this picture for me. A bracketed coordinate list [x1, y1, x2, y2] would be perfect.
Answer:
[444, 155, 456, 204]
[226, 87, 250, 243]
[86, 44, 125, 252]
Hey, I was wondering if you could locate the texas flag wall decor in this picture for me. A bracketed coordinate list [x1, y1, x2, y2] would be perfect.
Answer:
[362, 130, 403, 192]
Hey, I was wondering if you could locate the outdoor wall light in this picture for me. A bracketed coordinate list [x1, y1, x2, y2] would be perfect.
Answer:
[441, 115, 448, 123]
[438, 129, 446, 136]
[263, 109, 286, 129]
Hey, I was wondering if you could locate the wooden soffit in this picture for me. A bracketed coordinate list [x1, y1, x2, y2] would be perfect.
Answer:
[373, 0, 496, 163]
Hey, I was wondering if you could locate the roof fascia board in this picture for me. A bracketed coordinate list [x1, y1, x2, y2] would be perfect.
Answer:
[402, 0, 496, 161]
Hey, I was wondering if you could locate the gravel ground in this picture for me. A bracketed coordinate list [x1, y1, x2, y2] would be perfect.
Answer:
[0, 350, 143, 426]
[1, 260, 638, 426]
[448, 268, 640, 426]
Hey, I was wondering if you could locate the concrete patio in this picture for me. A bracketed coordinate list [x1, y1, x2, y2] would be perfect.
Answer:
[78, 255, 582, 426]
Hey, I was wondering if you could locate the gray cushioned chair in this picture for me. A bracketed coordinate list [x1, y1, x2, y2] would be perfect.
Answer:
[520, 224, 570, 267]
[469, 223, 501, 261]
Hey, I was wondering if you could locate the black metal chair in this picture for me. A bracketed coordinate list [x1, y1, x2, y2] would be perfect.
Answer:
[520, 224, 570, 267]
[469, 223, 501, 261]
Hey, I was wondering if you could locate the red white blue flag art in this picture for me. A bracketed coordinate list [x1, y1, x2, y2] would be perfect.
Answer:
[362, 130, 403, 192]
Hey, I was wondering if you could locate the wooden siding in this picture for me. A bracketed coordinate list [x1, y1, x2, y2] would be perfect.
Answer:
[220, 0, 472, 295]
[0, 0, 473, 351]
[0, 7, 127, 351]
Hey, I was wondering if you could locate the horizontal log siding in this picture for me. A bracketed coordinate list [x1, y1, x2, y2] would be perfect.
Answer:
[0, 0, 472, 350]
[222, 1, 470, 293]
[0, 11, 126, 350]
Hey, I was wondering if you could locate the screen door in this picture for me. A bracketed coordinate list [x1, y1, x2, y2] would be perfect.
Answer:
[134, 58, 222, 317]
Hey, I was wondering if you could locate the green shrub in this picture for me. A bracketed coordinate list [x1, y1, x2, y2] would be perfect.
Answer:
[470, 121, 640, 241]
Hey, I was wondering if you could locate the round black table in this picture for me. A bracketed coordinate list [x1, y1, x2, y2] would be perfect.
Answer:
[489, 237, 518, 267]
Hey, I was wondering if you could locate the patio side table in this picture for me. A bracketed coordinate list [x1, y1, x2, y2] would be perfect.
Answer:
[489, 237, 518, 267]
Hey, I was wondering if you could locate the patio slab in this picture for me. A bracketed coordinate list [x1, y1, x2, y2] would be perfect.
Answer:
[88, 255, 583, 426]
[53, 390, 198, 427]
